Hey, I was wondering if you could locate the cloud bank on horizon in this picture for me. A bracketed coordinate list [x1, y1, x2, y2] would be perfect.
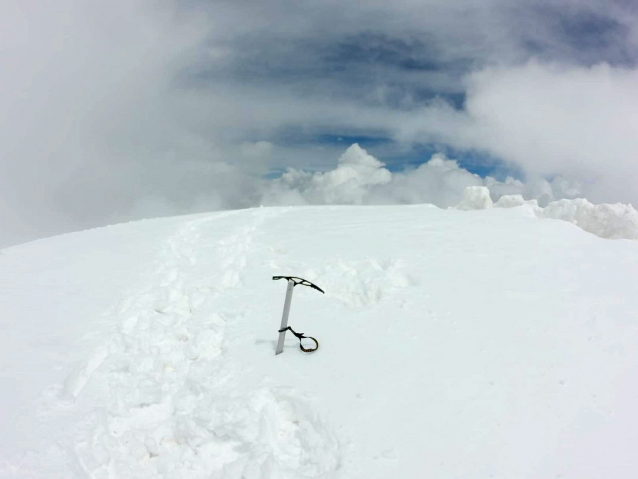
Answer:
[262, 143, 578, 209]
[1, 0, 637, 247]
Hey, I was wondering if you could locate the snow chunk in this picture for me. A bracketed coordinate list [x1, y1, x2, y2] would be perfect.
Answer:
[542, 198, 638, 240]
[494, 195, 543, 218]
[461, 187, 638, 240]
[456, 186, 493, 210]
[494, 194, 526, 208]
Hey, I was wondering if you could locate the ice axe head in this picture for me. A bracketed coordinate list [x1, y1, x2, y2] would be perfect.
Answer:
[272, 276, 325, 294]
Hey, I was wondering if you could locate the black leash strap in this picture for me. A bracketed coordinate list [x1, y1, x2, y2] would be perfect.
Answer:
[278, 326, 319, 353]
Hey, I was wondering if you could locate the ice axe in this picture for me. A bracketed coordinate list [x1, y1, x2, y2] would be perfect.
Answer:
[273, 276, 324, 355]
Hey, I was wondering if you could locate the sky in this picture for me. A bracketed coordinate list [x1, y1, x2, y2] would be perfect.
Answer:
[1, 0, 638, 247]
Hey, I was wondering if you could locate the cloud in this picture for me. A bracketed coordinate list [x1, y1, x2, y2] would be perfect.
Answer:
[263, 144, 391, 205]
[263, 143, 577, 208]
[1, 0, 638, 247]
[456, 61, 638, 205]
[0, 0, 213, 243]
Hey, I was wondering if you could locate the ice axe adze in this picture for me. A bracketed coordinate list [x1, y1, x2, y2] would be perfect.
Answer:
[273, 276, 324, 355]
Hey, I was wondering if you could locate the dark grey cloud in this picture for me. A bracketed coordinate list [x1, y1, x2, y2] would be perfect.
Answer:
[507, 2, 637, 66]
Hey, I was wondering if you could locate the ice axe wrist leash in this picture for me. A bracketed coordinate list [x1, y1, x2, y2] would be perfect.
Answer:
[278, 326, 319, 353]
[273, 276, 324, 355]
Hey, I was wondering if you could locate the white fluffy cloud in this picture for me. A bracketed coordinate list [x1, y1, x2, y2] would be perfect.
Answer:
[263, 144, 391, 205]
[263, 143, 579, 208]
[457, 62, 638, 205]
[392, 61, 638, 207]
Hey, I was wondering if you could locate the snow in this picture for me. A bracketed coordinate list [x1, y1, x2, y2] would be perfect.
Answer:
[455, 186, 493, 210]
[541, 198, 638, 240]
[2, 205, 638, 478]
[460, 187, 638, 240]
[493, 194, 527, 208]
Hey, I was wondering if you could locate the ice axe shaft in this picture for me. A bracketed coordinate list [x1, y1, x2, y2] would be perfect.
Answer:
[275, 279, 295, 355]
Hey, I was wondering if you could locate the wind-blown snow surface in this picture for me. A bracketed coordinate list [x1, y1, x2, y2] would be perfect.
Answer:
[2, 205, 638, 478]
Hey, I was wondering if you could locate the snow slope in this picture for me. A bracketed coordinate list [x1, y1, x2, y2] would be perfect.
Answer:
[2, 205, 638, 478]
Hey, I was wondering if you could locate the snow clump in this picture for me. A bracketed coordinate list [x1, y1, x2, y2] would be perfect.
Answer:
[542, 198, 638, 240]
[457, 186, 638, 240]
[494, 194, 526, 208]
[456, 186, 493, 210]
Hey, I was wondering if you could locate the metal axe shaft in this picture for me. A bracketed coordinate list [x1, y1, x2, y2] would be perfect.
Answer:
[275, 280, 295, 355]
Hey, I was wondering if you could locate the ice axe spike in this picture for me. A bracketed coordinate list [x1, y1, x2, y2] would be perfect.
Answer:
[273, 276, 324, 355]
